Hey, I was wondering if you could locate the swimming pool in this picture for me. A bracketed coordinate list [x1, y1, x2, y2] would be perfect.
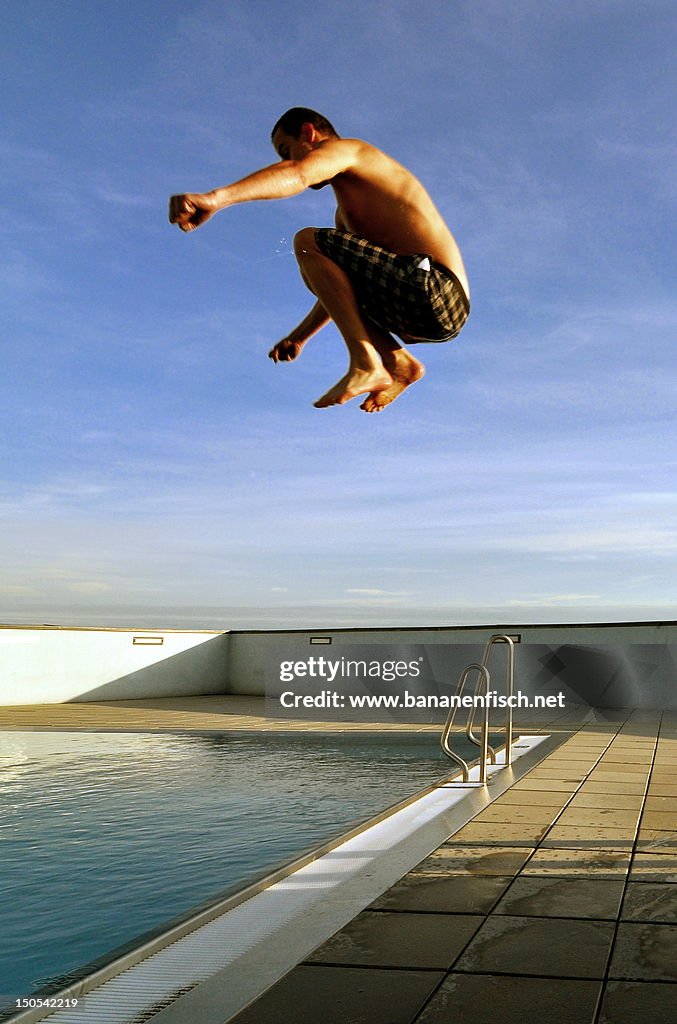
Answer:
[0, 729, 492, 1013]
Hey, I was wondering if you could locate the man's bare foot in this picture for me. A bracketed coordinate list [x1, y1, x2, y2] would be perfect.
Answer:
[269, 338, 305, 363]
[360, 351, 425, 413]
[314, 366, 392, 408]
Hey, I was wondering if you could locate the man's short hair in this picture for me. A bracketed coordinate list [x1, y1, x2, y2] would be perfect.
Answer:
[271, 107, 339, 140]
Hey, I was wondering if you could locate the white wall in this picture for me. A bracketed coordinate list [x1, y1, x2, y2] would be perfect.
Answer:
[225, 622, 677, 709]
[0, 626, 229, 705]
[3, 620, 677, 708]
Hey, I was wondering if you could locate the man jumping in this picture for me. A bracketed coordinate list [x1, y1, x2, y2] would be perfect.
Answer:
[168, 107, 470, 412]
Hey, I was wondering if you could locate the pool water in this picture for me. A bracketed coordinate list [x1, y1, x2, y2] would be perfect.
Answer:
[0, 729, 491, 1009]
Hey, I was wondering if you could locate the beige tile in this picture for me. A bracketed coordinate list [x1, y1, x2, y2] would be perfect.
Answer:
[582, 780, 646, 795]
[605, 740, 655, 747]
[447, 821, 548, 846]
[511, 779, 580, 793]
[523, 847, 631, 879]
[646, 784, 677, 797]
[606, 736, 655, 742]
[641, 810, 677, 830]
[558, 745, 607, 753]
[648, 772, 677, 785]
[557, 806, 635, 831]
[598, 758, 647, 765]
[608, 737, 655, 743]
[605, 736, 653, 742]
[636, 830, 677, 853]
[558, 807, 640, 829]
[416, 845, 533, 877]
[591, 764, 649, 776]
[535, 759, 597, 771]
[490, 790, 570, 808]
[474, 804, 561, 826]
[562, 736, 610, 743]
[604, 757, 653, 765]
[615, 749, 658, 755]
[599, 753, 651, 764]
[645, 796, 677, 813]
[542, 825, 635, 850]
[630, 854, 677, 884]
[526, 770, 587, 781]
[587, 771, 648, 785]
[567, 793, 643, 811]
[561, 741, 606, 749]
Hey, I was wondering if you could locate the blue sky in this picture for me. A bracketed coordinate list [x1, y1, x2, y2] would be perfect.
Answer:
[1, 0, 675, 628]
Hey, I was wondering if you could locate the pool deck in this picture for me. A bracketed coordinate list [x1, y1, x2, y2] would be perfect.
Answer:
[0, 693, 578, 733]
[2, 698, 676, 1024]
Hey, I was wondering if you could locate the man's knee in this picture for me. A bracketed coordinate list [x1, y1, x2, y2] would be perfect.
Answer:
[294, 227, 320, 259]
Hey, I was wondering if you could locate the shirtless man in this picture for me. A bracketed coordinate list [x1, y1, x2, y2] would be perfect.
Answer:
[168, 107, 470, 411]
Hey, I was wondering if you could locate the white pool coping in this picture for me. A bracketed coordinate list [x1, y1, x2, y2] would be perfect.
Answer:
[10, 734, 557, 1024]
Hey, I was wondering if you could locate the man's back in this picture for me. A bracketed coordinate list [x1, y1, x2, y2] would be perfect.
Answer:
[321, 138, 469, 301]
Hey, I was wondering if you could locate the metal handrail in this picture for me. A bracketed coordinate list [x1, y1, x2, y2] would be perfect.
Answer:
[466, 634, 516, 767]
[440, 663, 490, 783]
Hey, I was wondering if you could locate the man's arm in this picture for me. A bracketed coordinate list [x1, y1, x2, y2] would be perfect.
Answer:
[169, 140, 358, 232]
[269, 300, 331, 362]
[168, 164, 302, 233]
[269, 207, 346, 362]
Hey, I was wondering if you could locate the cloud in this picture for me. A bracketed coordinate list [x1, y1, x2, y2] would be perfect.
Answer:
[494, 528, 677, 556]
[345, 589, 412, 597]
[65, 581, 113, 595]
[92, 187, 158, 209]
[507, 594, 602, 606]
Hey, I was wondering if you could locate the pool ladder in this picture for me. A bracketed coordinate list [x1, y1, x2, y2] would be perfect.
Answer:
[440, 634, 517, 784]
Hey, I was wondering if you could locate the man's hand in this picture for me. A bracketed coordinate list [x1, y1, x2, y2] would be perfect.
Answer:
[269, 302, 331, 363]
[168, 192, 217, 232]
[268, 337, 306, 363]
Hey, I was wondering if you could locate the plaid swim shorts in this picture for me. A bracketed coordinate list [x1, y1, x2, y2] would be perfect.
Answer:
[314, 228, 470, 342]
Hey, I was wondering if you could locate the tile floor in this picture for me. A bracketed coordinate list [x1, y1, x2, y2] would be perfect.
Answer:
[2, 698, 675, 1022]
[226, 709, 677, 1024]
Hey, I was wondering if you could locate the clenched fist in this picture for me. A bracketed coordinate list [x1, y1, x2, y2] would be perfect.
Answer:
[168, 193, 217, 232]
